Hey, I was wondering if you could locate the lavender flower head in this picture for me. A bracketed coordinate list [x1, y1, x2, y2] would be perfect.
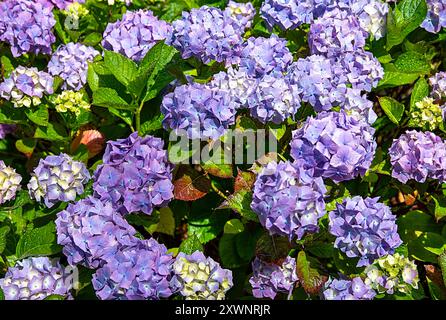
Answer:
[226, 1, 256, 29]
[342, 89, 377, 125]
[290, 111, 377, 183]
[260, 0, 333, 30]
[28, 153, 90, 208]
[0, 66, 53, 108]
[421, 0, 446, 33]
[286, 55, 348, 112]
[347, 0, 389, 40]
[0, 257, 73, 300]
[240, 35, 293, 77]
[48, 43, 100, 91]
[308, 8, 367, 57]
[167, 6, 245, 66]
[389, 130, 446, 184]
[247, 73, 301, 124]
[93, 132, 174, 216]
[323, 277, 376, 300]
[329, 196, 403, 267]
[251, 161, 326, 241]
[0, 0, 56, 57]
[102, 10, 172, 62]
[249, 257, 298, 299]
[161, 83, 237, 140]
[429, 71, 446, 100]
[92, 238, 176, 300]
[0, 124, 16, 139]
[36, 0, 85, 10]
[56, 196, 137, 269]
[172, 251, 233, 300]
[0, 160, 22, 205]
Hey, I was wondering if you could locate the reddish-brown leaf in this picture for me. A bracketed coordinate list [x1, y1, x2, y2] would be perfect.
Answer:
[234, 169, 256, 193]
[173, 165, 211, 201]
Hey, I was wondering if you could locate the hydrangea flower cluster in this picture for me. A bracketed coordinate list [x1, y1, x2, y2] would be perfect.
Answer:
[290, 111, 376, 183]
[56, 196, 137, 269]
[0, 257, 73, 300]
[364, 253, 419, 295]
[62, 2, 89, 21]
[0, 66, 54, 108]
[345, 0, 389, 40]
[429, 71, 446, 100]
[161, 83, 237, 140]
[389, 130, 446, 184]
[36, 0, 85, 10]
[167, 5, 245, 66]
[0, 124, 16, 139]
[239, 35, 293, 77]
[28, 153, 91, 208]
[260, 0, 332, 30]
[53, 90, 90, 116]
[93, 132, 174, 216]
[249, 257, 298, 299]
[92, 239, 176, 300]
[226, 1, 256, 29]
[329, 196, 403, 267]
[343, 89, 377, 125]
[421, 0, 446, 33]
[48, 43, 100, 91]
[247, 73, 301, 124]
[0, 0, 56, 57]
[251, 161, 326, 241]
[102, 10, 172, 62]
[322, 277, 376, 300]
[409, 97, 445, 131]
[0, 160, 22, 205]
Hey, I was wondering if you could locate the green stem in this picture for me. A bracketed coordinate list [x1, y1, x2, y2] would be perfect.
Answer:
[135, 100, 144, 133]
[211, 181, 228, 200]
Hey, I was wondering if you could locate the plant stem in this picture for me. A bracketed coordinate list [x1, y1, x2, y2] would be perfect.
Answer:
[211, 181, 228, 200]
[135, 100, 144, 133]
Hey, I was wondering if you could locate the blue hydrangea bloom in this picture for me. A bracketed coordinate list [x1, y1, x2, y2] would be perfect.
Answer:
[0, 124, 16, 139]
[323, 277, 376, 300]
[329, 196, 403, 267]
[226, 1, 256, 30]
[251, 161, 326, 241]
[421, 0, 446, 33]
[290, 111, 376, 183]
[342, 89, 377, 125]
[429, 71, 446, 100]
[36, 0, 85, 10]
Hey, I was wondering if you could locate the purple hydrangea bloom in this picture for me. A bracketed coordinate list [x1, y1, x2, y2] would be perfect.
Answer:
[251, 161, 326, 241]
[92, 238, 176, 300]
[93, 132, 174, 216]
[286, 55, 348, 112]
[27, 153, 90, 208]
[172, 251, 233, 300]
[167, 6, 245, 66]
[0, 257, 74, 300]
[48, 43, 100, 91]
[421, 0, 446, 33]
[226, 1, 256, 29]
[0, 124, 16, 139]
[329, 196, 403, 267]
[429, 71, 446, 100]
[260, 0, 333, 30]
[0, 0, 56, 57]
[249, 257, 298, 299]
[344, 0, 389, 40]
[209, 67, 257, 108]
[389, 130, 446, 184]
[56, 196, 137, 269]
[247, 73, 301, 124]
[290, 111, 377, 183]
[342, 89, 377, 125]
[161, 82, 237, 140]
[102, 10, 172, 62]
[240, 35, 293, 77]
[0, 66, 54, 108]
[0, 160, 22, 205]
[338, 50, 384, 92]
[36, 0, 85, 10]
[308, 8, 367, 58]
[323, 277, 376, 300]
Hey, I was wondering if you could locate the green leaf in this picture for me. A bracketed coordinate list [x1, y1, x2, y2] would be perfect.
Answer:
[16, 222, 62, 259]
[222, 191, 259, 222]
[409, 232, 446, 262]
[140, 114, 164, 135]
[306, 242, 335, 259]
[386, 0, 428, 49]
[378, 96, 405, 124]
[439, 251, 446, 288]
[92, 88, 134, 110]
[296, 251, 327, 295]
[394, 51, 430, 74]
[103, 50, 138, 86]
[82, 32, 102, 46]
[224, 219, 244, 234]
[255, 233, 291, 262]
[179, 234, 203, 255]
[410, 77, 430, 111]
[433, 195, 446, 222]
[0, 226, 10, 254]
[87, 62, 99, 91]
[235, 230, 261, 262]
[219, 234, 248, 268]
[34, 123, 68, 141]
[15, 138, 36, 156]
[376, 64, 421, 89]
[24, 105, 49, 126]
[397, 210, 442, 243]
[201, 146, 233, 179]
[1, 56, 14, 78]
[155, 207, 175, 236]
[268, 123, 287, 141]
[44, 295, 66, 300]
